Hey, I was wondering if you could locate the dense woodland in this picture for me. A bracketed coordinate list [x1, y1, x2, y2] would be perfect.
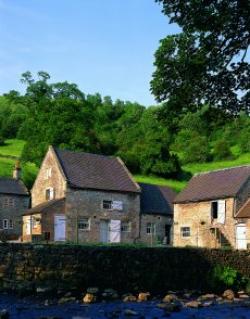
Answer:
[0, 0, 249, 182]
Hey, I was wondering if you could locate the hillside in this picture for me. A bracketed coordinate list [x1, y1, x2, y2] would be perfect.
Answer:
[0, 139, 249, 192]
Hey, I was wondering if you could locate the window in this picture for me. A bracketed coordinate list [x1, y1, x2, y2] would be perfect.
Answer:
[3, 219, 8, 229]
[211, 201, 218, 219]
[9, 219, 13, 229]
[181, 227, 191, 238]
[103, 200, 112, 210]
[121, 222, 131, 232]
[2, 197, 15, 208]
[45, 188, 54, 201]
[146, 223, 155, 235]
[46, 168, 52, 179]
[78, 218, 90, 230]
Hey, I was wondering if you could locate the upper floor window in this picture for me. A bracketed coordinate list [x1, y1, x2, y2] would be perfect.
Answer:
[2, 197, 15, 208]
[121, 221, 131, 232]
[146, 223, 155, 235]
[102, 200, 123, 211]
[211, 200, 225, 224]
[103, 200, 112, 210]
[9, 219, 13, 229]
[45, 188, 54, 201]
[3, 219, 8, 229]
[181, 226, 191, 238]
[46, 168, 52, 179]
[78, 218, 90, 230]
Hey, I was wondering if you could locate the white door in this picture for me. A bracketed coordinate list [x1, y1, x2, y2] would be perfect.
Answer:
[100, 220, 109, 243]
[109, 220, 121, 243]
[26, 217, 31, 235]
[236, 224, 247, 250]
[218, 200, 226, 224]
[54, 215, 66, 241]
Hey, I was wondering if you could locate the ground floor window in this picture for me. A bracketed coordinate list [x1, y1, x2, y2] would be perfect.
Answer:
[121, 221, 131, 232]
[146, 223, 155, 235]
[9, 219, 13, 229]
[181, 226, 191, 238]
[78, 218, 90, 230]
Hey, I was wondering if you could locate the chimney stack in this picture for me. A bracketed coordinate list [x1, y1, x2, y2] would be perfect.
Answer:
[13, 160, 21, 180]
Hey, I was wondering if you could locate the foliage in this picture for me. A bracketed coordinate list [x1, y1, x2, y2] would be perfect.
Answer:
[213, 139, 233, 161]
[208, 265, 243, 292]
[152, 0, 250, 116]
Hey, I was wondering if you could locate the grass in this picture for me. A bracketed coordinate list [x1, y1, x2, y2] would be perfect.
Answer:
[0, 139, 249, 192]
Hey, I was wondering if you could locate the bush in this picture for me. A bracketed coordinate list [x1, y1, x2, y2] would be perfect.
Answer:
[239, 128, 250, 153]
[182, 135, 211, 164]
[213, 139, 233, 161]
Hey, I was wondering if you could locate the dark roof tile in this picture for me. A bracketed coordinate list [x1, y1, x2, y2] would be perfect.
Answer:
[0, 178, 29, 196]
[23, 198, 65, 215]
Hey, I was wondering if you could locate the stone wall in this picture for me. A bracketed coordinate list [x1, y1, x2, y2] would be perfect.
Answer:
[0, 194, 30, 238]
[0, 244, 249, 295]
[236, 177, 250, 212]
[174, 198, 237, 248]
[65, 189, 140, 243]
[31, 147, 66, 207]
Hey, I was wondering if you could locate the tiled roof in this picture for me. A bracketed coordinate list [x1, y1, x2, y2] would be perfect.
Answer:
[53, 147, 140, 193]
[0, 178, 29, 196]
[139, 183, 176, 215]
[175, 166, 250, 203]
[237, 199, 250, 218]
[23, 198, 65, 215]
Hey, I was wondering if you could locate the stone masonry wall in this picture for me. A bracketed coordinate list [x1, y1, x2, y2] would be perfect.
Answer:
[65, 189, 140, 243]
[0, 244, 249, 295]
[174, 198, 237, 248]
[0, 194, 29, 238]
[31, 147, 66, 207]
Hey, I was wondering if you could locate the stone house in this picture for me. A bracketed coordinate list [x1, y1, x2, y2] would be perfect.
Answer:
[173, 166, 250, 249]
[23, 146, 176, 244]
[0, 164, 29, 239]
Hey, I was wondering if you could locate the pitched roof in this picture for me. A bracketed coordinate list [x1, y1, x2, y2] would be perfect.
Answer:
[0, 178, 29, 196]
[23, 198, 65, 215]
[236, 199, 250, 218]
[139, 183, 176, 215]
[175, 166, 250, 204]
[53, 147, 140, 193]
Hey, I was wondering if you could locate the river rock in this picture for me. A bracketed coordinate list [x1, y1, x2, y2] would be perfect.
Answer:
[162, 294, 177, 303]
[83, 293, 96, 304]
[123, 294, 137, 302]
[86, 287, 99, 294]
[124, 309, 138, 316]
[185, 300, 202, 308]
[198, 293, 216, 301]
[137, 292, 150, 302]
[223, 289, 235, 300]
[58, 296, 76, 304]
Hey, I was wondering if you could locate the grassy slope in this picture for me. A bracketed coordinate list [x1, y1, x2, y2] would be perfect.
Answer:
[0, 139, 249, 192]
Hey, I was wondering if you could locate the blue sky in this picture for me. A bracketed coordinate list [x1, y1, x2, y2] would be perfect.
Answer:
[0, 0, 180, 106]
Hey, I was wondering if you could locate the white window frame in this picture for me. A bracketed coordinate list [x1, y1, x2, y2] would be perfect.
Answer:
[121, 221, 131, 232]
[146, 223, 155, 235]
[103, 200, 112, 210]
[78, 218, 90, 231]
[181, 226, 191, 238]
[2, 197, 15, 208]
[3, 219, 8, 229]
[45, 187, 54, 201]
[46, 167, 52, 179]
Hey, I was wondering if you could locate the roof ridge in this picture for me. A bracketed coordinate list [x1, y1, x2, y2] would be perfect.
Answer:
[194, 165, 250, 177]
[54, 146, 115, 159]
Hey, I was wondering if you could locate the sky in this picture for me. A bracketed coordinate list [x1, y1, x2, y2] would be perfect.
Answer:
[0, 0, 180, 106]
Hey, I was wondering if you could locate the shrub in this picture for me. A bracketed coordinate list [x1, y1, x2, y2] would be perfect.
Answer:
[182, 135, 211, 164]
[213, 139, 233, 161]
[239, 128, 250, 153]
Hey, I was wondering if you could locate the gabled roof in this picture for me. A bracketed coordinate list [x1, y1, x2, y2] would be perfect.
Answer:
[139, 183, 176, 216]
[175, 166, 250, 204]
[23, 198, 65, 215]
[236, 199, 250, 218]
[53, 147, 140, 194]
[0, 178, 29, 196]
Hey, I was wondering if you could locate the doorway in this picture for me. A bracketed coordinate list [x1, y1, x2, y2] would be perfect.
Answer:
[236, 224, 247, 250]
[54, 215, 66, 241]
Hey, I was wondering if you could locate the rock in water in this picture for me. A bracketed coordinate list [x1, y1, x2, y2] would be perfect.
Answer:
[223, 289, 235, 300]
[83, 293, 96, 304]
[137, 292, 150, 302]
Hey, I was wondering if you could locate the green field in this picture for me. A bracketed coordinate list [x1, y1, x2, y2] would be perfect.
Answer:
[0, 139, 249, 192]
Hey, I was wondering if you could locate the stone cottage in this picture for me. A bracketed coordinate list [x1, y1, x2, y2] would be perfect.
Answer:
[23, 146, 176, 244]
[0, 163, 29, 239]
[173, 166, 250, 249]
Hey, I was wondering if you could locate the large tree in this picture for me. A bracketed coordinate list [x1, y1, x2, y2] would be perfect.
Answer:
[151, 0, 250, 116]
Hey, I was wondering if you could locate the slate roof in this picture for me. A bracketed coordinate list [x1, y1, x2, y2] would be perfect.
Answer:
[0, 178, 29, 196]
[53, 147, 140, 193]
[175, 166, 250, 204]
[139, 183, 176, 216]
[23, 198, 65, 215]
[236, 199, 250, 218]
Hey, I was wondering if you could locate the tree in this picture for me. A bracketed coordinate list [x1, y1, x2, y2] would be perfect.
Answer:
[152, 0, 250, 116]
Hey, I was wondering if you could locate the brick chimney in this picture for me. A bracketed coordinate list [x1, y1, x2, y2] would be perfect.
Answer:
[13, 160, 22, 180]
